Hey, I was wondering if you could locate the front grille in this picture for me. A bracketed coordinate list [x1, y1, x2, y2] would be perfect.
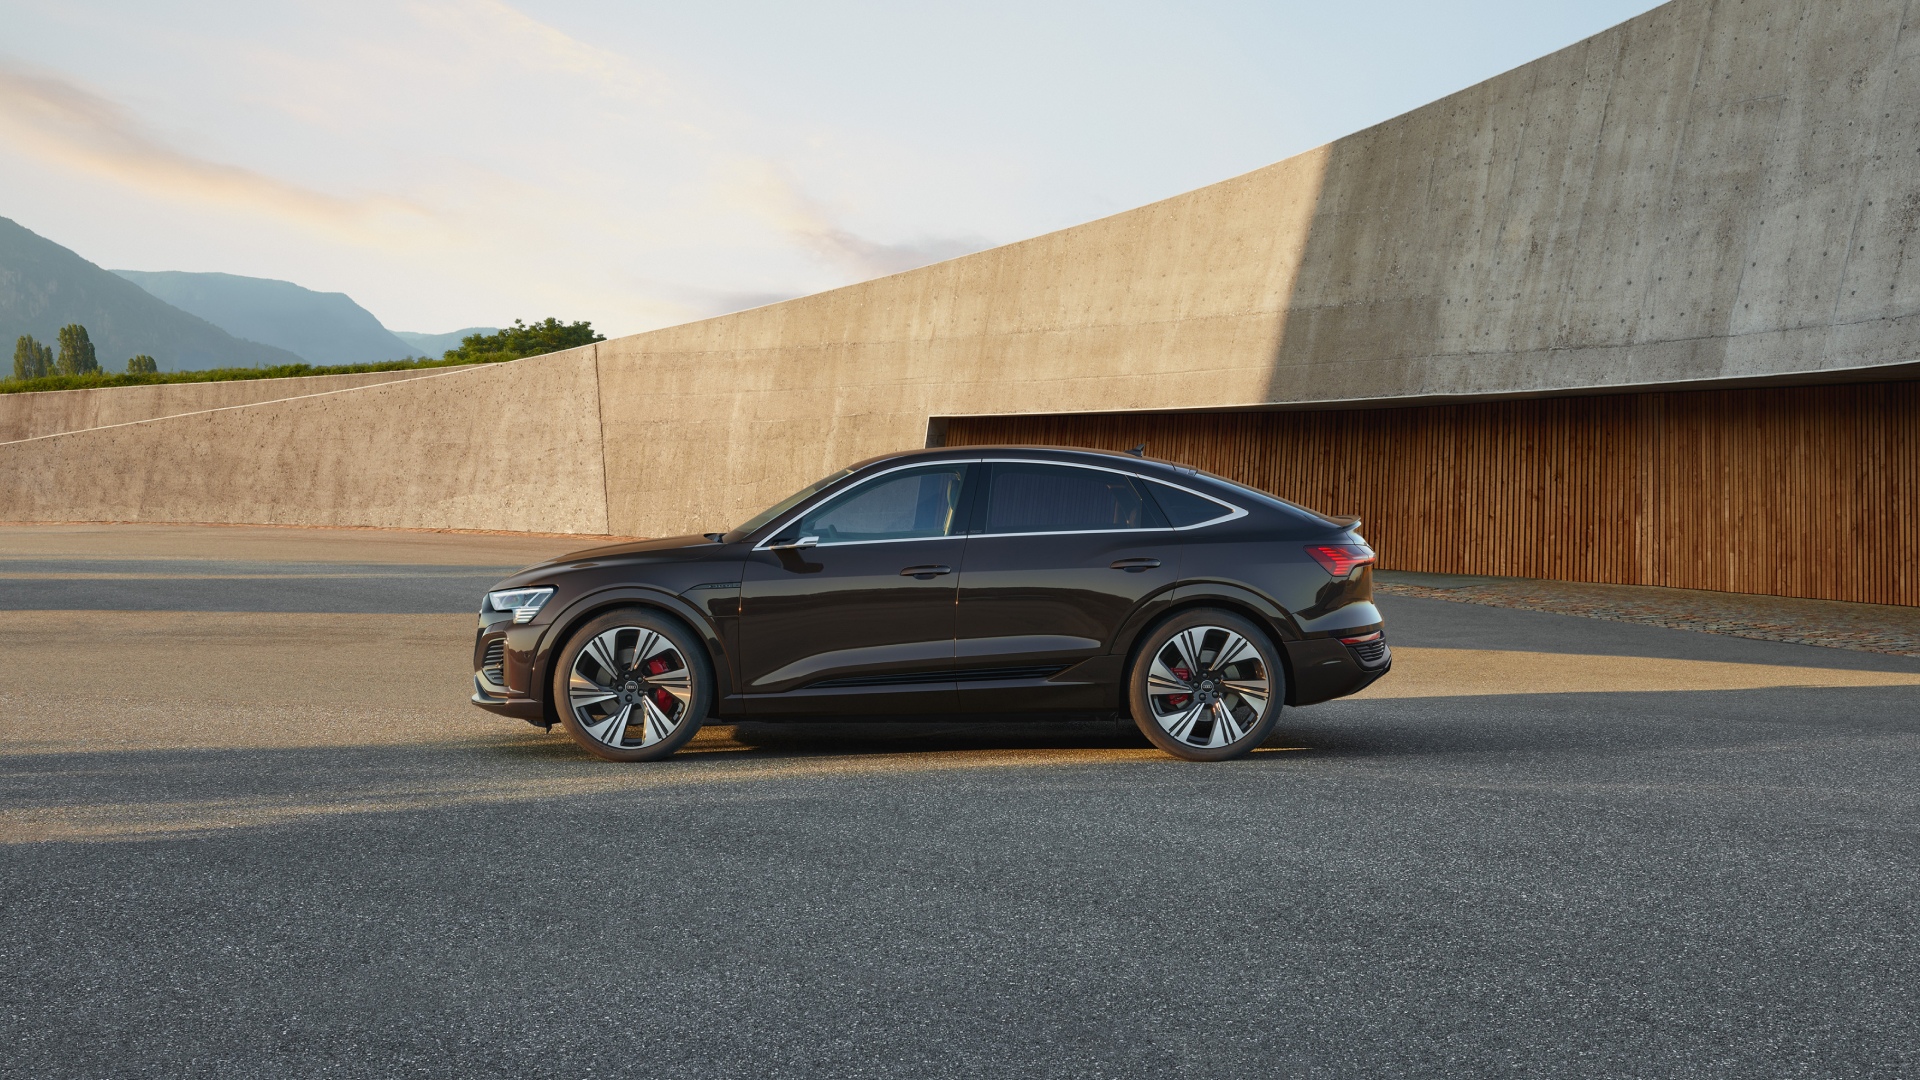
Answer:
[1346, 638, 1389, 668]
[481, 639, 506, 686]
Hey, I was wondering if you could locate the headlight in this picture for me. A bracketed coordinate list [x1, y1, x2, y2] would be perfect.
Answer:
[486, 587, 555, 624]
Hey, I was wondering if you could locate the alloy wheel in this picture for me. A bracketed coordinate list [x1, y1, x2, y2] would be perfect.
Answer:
[1144, 624, 1272, 749]
[566, 626, 694, 749]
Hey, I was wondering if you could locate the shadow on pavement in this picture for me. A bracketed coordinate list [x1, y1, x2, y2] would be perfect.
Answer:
[9, 683, 1917, 845]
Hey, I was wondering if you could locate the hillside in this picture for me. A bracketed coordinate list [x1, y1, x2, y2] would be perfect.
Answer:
[114, 270, 417, 365]
[0, 217, 302, 372]
[394, 328, 497, 356]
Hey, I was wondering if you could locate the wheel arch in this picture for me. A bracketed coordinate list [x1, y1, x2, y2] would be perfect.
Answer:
[1115, 591, 1300, 713]
[533, 588, 733, 728]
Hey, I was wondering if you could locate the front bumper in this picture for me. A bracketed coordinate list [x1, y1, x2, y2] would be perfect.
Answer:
[472, 610, 550, 725]
[470, 676, 547, 723]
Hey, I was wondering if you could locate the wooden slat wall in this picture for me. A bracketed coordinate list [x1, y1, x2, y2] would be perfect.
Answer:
[943, 381, 1920, 606]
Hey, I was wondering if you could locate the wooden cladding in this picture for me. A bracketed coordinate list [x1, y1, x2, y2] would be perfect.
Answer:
[943, 380, 1920, 607]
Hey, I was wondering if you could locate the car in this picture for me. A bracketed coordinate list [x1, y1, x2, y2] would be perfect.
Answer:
[471, 445, 1390, 762]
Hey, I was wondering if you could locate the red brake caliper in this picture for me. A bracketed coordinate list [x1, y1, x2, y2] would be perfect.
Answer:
[646, 657, 675, 711]
[1168, 665, 1191, 709]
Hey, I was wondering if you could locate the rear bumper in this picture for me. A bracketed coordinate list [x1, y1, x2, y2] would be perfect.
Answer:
[470, 676, 548, 724]
[1283, 637, 1391, 707]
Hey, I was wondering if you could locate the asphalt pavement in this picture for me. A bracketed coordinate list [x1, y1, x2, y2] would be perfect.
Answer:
[2, 525, 1917, 1079]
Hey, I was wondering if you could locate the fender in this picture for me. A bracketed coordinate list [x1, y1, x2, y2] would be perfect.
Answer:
[529, 584, 737, 720]
[1104, 580, 1187, 659]
[1098, 579, 1300, 712]
[1164, 580, 1301, 642]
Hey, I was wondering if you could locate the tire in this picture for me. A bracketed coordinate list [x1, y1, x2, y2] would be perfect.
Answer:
[552, 607, 711, 762]
[1128, 609, 1284, 761]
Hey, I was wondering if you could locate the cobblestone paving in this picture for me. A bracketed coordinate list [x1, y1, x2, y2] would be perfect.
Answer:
[1374, 572, 1920, 657]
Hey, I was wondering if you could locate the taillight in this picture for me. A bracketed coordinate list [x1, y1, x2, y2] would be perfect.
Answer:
[1306, 543, 1375, 578]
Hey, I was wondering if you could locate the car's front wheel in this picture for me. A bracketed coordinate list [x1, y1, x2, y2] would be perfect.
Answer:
[1128, 609, 1284, 761]
[552, 608, 710, 762]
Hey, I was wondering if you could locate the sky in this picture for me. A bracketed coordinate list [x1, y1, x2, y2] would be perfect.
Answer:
[0, 0, 1664, 337]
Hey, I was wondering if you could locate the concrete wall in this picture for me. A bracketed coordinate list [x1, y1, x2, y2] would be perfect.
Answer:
[4, 0, 1918, 539]
[0, 353, 606, 533]
[0, 367, 473, 443]
[592, 0, 1920, 535]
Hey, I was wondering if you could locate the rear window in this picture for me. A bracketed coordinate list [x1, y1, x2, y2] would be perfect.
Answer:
[984, 463, 1162, 533]
[1186, 471, 1339, 527]
[1144, 480, 1235, 527]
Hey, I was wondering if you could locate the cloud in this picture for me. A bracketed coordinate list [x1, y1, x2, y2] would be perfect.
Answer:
[721, 157, 990, 280]
[412, 1, 991, 283]
[405, 0, 694, 122]
[0, 62, 428, 236]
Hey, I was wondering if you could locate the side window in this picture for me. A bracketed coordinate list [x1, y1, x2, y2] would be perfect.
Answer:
[982, 463, 1162, 534]
[1144, 480, 1235, 527]
[793, 464, 968, 544]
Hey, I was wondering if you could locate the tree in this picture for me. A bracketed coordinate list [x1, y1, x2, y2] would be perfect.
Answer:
[13, 335, 54, 380]
[56, 324, 100, 376]
[442, 318, 606, 364]
[127, 355, 159, 374]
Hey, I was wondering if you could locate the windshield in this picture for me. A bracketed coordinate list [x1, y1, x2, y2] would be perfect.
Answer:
[727, 469, 853, 539]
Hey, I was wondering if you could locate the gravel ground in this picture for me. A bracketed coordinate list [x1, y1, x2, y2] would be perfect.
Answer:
[1376, 571, 1920, 657]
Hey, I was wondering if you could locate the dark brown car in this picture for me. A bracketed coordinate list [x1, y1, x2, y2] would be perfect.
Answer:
[472, 446, 1389, 761]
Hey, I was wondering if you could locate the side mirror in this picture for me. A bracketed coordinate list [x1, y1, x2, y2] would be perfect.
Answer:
[769, 535, 819, 551]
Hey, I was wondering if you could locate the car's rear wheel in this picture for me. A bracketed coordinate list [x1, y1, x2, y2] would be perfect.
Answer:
[552, 608, 710, 762]
[1128, 609, 1284, 761]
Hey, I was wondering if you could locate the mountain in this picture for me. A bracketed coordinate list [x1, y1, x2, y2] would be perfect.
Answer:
[0, 217, 303, 373]
[394, 328, 497, 357]
[113, 270, 417, 365]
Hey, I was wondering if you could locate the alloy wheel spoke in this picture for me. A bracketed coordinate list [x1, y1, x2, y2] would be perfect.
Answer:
[648, 669, 694, 704]
[587, 703, 633, 746]
[568, 670, 618, 709]
[1213, 632, 1256, 671]
[1210, 701, 1245, 745]
[1168, 631, 1205, 680]
[639, 695, 677, 745]
[1221, 678, 1268, 710]
[1147, 673, 1191, 696]
[1162, 700, 1205, 741]
[570, 688, 618, 709]
[635, 631, 674, 665]
[1147, 656, 1193, 695]
[583, 631, 622, 679]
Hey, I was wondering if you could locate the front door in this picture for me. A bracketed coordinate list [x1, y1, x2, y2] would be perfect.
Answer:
[736, 461, 974, 715]
[954, 460, 1179, 710]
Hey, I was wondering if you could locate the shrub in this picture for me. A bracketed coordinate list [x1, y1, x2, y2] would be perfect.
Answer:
[442, 319, 605, 364]
[2, 317, 605, 394]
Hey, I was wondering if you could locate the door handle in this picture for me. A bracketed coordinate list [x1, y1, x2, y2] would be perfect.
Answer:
[900, 564, 953, 579]
[1110, 558, 1162, 572]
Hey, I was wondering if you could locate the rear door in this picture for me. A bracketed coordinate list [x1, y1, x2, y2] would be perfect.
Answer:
[953, 460, 1179, 710]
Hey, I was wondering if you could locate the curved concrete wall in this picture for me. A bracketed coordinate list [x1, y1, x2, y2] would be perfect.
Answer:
[0, 366, 473, 443]
[593, 0, 1920, 535]
[3, 0, 1917, 539]
[0, 353, 606, 533]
